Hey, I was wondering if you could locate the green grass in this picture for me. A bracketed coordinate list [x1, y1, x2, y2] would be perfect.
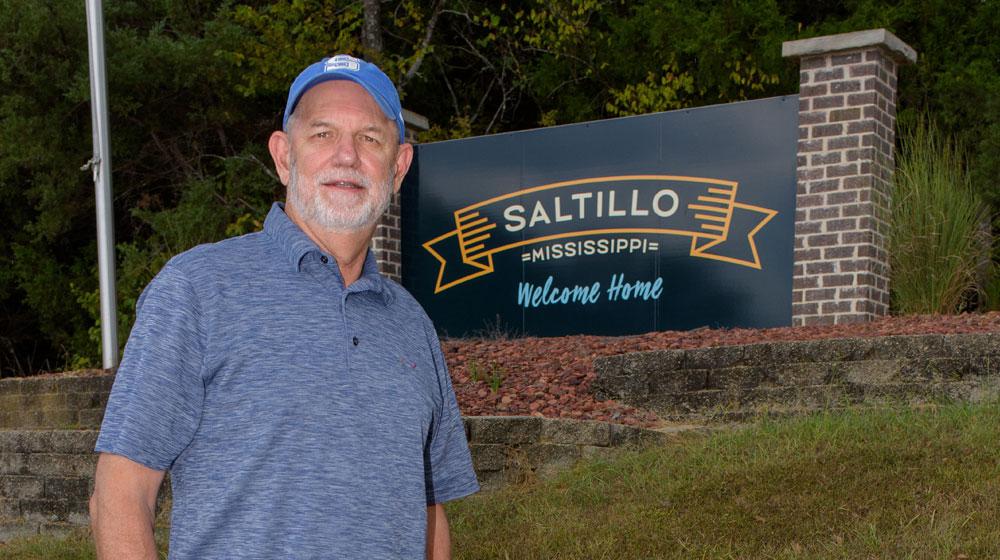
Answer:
[449, 403, 1000, 559]
[5, 403, 1000, 559]
[0, 531, 96, 560]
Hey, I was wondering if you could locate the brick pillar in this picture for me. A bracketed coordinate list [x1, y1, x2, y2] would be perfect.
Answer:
[782, 29, 917, 325]
[372, 109, 429, 282]
[372, 195, 402, 282]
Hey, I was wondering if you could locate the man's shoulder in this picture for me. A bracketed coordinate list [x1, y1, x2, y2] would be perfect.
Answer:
[139, 231, 281, 314]
[165, 231, 275, 278]
[381, 277, 431, 319]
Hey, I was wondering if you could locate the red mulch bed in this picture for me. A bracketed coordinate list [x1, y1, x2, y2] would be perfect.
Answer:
[444, 313, 1000, 427]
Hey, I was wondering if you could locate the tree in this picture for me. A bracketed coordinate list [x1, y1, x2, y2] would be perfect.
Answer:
[1, 0, 997, 374]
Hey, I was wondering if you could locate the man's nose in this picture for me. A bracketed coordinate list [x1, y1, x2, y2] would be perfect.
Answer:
[330, 134, 359, 166]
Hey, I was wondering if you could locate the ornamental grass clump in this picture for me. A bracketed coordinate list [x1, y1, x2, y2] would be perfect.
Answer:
[889, 118, 993, 314]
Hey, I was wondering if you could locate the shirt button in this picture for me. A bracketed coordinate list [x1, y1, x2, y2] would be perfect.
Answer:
[320, 255, 328, 264]
[352, 336, 359, 346]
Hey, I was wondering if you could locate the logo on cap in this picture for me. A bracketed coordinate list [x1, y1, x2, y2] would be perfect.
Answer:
[324, 55, 360, 73]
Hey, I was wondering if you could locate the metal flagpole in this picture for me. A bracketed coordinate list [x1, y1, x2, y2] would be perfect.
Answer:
[84, 0, 119, 369]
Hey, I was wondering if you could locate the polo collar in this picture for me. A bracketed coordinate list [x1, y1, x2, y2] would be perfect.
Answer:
[263, 202, 393, 305]
[264, 203, 315, 272]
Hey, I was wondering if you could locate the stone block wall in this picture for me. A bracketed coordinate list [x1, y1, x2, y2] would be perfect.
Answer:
[594, 333, 1000, 422]
[0, 374, 111, 430]
[783, 29, 917, 325]
[465, 416, 668, 490]
[0, 372, 668, 541]
[0, 431, 98, 541]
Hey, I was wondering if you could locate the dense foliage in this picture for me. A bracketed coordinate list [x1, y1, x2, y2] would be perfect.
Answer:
[1, 0, 997, 374]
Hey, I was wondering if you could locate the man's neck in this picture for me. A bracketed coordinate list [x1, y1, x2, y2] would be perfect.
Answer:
[285, 205, 375, 287]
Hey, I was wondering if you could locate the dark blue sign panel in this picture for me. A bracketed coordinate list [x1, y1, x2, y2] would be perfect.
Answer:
[402, 96, 797, 337]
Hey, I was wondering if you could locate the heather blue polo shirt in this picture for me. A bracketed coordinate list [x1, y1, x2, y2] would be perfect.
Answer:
[96, 203, 479, 559]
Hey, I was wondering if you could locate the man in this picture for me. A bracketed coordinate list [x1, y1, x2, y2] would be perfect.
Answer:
[89, 54, 479, 560]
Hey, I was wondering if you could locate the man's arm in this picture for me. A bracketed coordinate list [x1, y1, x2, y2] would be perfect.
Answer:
[426, 503, 451, 560]
[90, 453, 166, 560]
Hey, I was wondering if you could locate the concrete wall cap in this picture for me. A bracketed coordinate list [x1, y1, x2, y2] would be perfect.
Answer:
[782, 29, 917, 64]
[402, 108, 429, 131]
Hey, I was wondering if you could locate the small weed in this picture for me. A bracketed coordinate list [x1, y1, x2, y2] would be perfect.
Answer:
[466, 360, 506, 392]
[488, 365, 505, 393]
[467, 360, 484, 383]
[501, 446, 537, 486]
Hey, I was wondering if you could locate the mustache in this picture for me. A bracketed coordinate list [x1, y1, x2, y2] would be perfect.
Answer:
[313, 168, 373, 188]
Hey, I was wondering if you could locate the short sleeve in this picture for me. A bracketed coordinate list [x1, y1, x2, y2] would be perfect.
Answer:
[95, 261, 206, 471]
[423, 323, 480, 505]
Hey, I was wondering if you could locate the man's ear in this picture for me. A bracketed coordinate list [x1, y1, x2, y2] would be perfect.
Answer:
[268, 131, 292, 186]
[392, 142, 414, 194]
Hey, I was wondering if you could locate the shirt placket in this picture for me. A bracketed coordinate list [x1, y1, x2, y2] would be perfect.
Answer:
[341, 291, 354, 374]
[301, 251, 355, 370]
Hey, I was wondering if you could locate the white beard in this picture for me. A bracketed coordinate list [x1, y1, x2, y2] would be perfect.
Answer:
[286, 157, 395, 233]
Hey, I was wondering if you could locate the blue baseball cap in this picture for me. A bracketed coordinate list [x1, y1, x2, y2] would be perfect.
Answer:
[282, 54, 405, 143]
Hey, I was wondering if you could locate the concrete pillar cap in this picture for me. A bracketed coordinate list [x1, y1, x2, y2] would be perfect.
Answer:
[782, 28, 917, 64]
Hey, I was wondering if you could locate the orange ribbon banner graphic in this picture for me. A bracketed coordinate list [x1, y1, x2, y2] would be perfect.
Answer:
[422, 175, 778, 294]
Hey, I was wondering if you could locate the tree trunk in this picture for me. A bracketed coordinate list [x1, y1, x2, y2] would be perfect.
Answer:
[362, 0, 383, 56]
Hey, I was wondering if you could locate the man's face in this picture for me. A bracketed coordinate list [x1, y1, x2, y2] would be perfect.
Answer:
[270, 80, 412, 233]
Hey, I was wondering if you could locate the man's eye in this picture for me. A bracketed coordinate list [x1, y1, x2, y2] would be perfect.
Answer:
[362, 134, 378, 144]
[315, 131, 330, 139]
